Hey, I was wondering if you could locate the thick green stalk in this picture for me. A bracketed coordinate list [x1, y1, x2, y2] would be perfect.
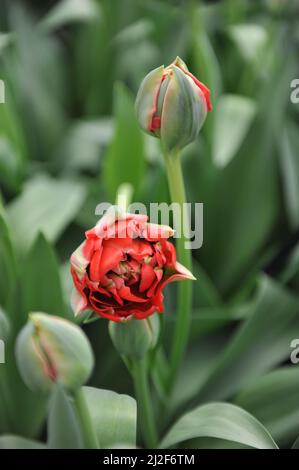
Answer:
[164, 151, 193, 389]
[73, 388, 99, 449]
[133, 359, 158, 448]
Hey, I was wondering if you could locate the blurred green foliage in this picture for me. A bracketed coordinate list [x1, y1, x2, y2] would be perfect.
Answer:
[1, 0, 299, 449]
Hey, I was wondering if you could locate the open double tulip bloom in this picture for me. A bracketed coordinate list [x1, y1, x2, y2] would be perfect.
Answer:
[70, 207, 195, 322]
[135, 56, 212, 152]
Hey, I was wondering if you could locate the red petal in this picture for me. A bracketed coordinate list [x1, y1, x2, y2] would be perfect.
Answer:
[140, 263, 156, 292]
[95, 240, 125, 281]
[89, 248, 103, 282]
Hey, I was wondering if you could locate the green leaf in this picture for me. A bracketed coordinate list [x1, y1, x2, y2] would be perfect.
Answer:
[0, 336, 47, 436]
[83, 386, 137, 448]
[40, 0, 100, 32]
[48, 385, 84, 449]
[200, 55, 294, 294]
[235, 367, 299, 448]
[22, 233, 67, 320]
[0, 435, 46, 449]
[0, 306, 10, 341]
[194, 276, 299, 403]
[160, 403, 278, 449]
[7, 175, 86, 254]
[191, 6, 222, 102]
[170, 331, 231, 412]
[213, 94, 256, 168]
[292, 436, 299, 449]
[0, 33, 13, 53]
[190, 4, 222, 143]
[228, 24, 268, 65]
[279, 122, 299, 229]
[191, 259, 222, 308]
[103, 83, 145, 201]
[0, 205, 17, 307]
[279, 242, 299, 286]
[3, 7, 67, 162]
[188, 302, 251, 339]
[0, 84, 26, 191]
[59, 118, 114, 173]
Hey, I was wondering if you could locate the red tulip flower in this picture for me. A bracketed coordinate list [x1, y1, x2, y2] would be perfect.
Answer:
[70, 208, 195, 322]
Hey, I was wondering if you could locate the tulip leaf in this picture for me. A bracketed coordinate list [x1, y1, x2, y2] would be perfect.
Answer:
[59, 118, 114, 173]
[279, 122, 299, 229]
[48, 385, 84, 449]
[103, 82, 145, 201]
[192, 259, 222, 308]
[228, 24, 268, 65]
[0, 306, 10, 341]
[0, 206, 16, 307]
[194, 276, 299, 403]
[200, 55, 295, 294]
[83, 386, 137, 448]
[235, 367, 299, 448]
[0, 435, 46, 449]
[40, 0, 100, 32]
[22, 232, 68, 320]
[7, 174, 86, 255]
[213, 94, 256, 168]
[188, 303, 251, 339]
[0, 84, 26, 192]
[160, 402, 278, 449]
[292, 436, 299, 449]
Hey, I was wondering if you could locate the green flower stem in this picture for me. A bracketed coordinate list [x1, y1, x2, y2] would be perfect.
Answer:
[151, 348, 169, 404]
[133, 359, 158, 448]
[73, 388, 99, 449]
[164, 150, 193, 390]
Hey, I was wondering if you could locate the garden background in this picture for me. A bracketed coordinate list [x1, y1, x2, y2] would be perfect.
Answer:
[1, 0, 299, 449]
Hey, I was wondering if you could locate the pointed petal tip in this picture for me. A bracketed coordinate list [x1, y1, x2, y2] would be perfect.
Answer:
[175, 261, 196, 280]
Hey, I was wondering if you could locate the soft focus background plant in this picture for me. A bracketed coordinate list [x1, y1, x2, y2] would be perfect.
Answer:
[1, 0, 299, 449]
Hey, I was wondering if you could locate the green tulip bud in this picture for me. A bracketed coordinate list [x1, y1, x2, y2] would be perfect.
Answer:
[135, 56, 212, 152]
[16, 312, 94, 393]
[108, 314, 160, 360]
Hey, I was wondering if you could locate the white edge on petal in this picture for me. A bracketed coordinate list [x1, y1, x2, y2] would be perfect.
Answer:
[175, 261, 196, 280]
[71, 242, 89, 279]
[71, 288, 87, 317]
[146, 223, 174, 238]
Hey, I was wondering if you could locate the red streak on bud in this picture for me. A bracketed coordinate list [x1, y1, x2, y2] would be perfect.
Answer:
[149, 75, 167, 133]
[44, 360, 58, 382]
[33, 331, 58, 383]
[151, 116, 161, 131]
[184, 70, 212, 112]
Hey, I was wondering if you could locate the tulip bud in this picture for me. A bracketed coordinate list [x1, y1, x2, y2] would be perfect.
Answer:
[135, 56, 212, 152]
[108, 313, 160, 360]
[16, 312, 94, 393]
